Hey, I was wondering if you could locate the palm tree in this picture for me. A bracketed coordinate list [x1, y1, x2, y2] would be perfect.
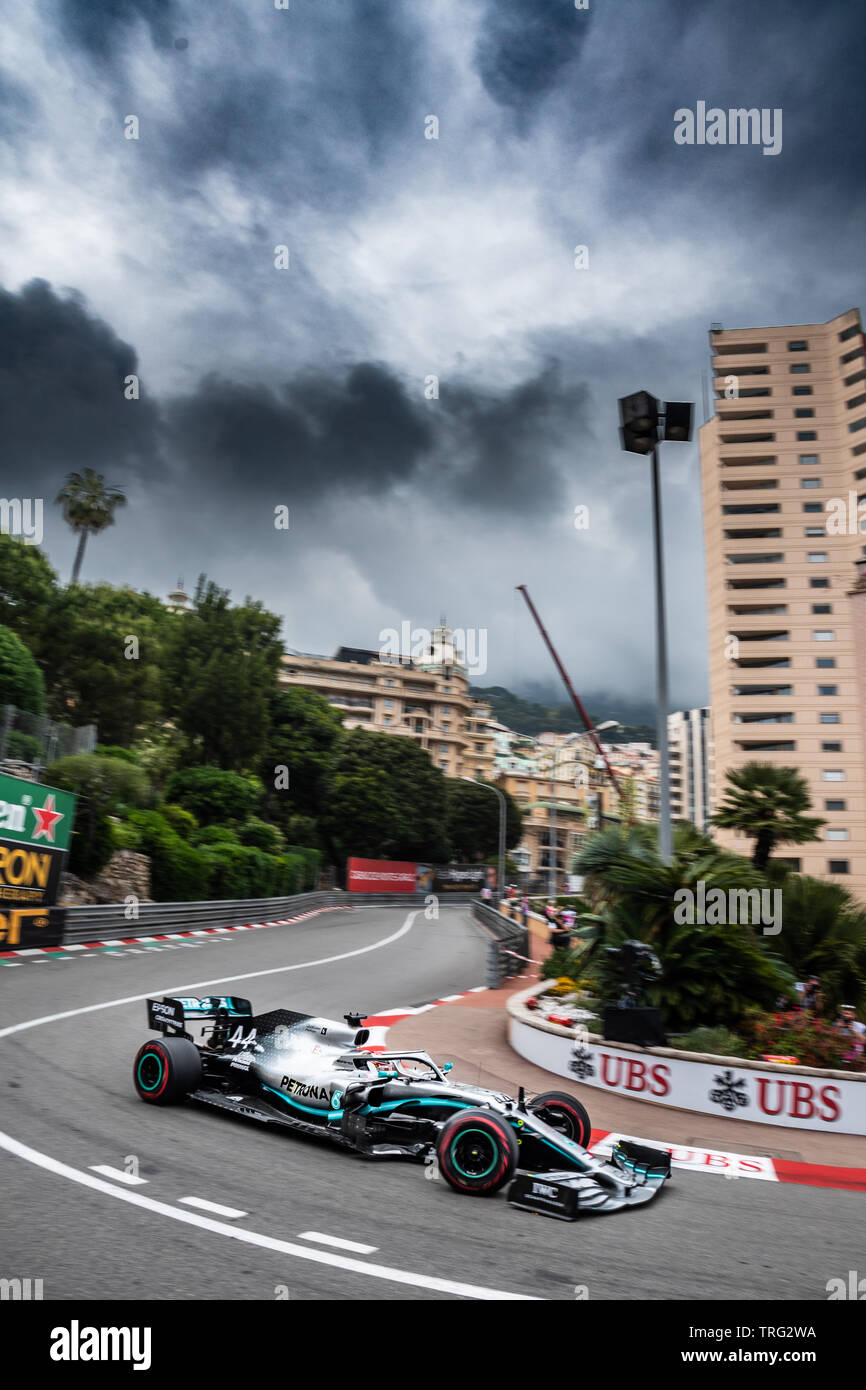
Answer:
[55, 469, 127, 584]
[711, 763, 824, 871]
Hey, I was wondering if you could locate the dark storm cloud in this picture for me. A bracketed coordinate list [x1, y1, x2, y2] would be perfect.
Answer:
[167, 359, 576, 515]
[0, 279, 164, 492]
[57, 0, 185, 59]
[58, 0, 428, 208]
[474, 0, 591, 119]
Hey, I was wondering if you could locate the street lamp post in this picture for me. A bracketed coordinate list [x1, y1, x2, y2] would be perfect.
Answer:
[461, 776, 506, 904]
[618, 393, 692, 863]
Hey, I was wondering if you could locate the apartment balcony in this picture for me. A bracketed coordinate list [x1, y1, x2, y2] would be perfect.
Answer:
[329, 697, 375, 710]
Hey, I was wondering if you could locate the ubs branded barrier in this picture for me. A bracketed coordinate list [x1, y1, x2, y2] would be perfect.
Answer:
[509, 1003, 866, 1136]
[0, 772, 77, 948]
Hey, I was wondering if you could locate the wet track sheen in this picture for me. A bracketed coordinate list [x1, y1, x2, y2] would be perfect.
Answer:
[0, 907, 861, 1301]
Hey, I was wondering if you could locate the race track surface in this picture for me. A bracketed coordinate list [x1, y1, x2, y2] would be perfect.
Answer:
[0, 907, 860, 1301]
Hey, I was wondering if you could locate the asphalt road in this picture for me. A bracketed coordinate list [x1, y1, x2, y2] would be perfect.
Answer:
[0, 906, 861, 1301]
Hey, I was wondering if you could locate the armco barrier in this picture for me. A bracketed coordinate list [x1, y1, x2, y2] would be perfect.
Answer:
[472, 901, 529, 987]
[61, 891, 480, 944]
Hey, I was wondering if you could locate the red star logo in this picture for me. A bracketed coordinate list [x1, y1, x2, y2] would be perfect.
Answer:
[32, 794, 64, 844]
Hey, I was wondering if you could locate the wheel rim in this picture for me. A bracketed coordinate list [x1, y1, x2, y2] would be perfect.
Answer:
[539, 1105, 579, 1142]
[137, 1051, 164, 1091]
[449, 1129, 499, 1179]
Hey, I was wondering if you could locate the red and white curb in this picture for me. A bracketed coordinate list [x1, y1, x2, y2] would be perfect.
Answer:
[0, 906, 354, 959]
[362, 999, 866, 1195]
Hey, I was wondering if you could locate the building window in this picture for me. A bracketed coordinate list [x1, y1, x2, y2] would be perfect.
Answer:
[821, 742, 842, 751]
[794, 408, 815, 418]
[805, 527, 825, 537]
[816, 658, 836, 668]
[383, 715, 391, 725]
[797, 432, 818, 441]
[826, 829, 850, 841]
[818, 684, 838, 695]
[787, 340, 809, 351]
[803, 503, 822, 513]
[383, 699, 393, 709]
[819, 713, 840, 723]
[822, 770, 845, 781]
[839, 324, 861, 342]
[813, 631, 835, 641]
[825, 799, 846, 810]
[812, 606, 832, 614]
[828, 860, 850, 873]
[799, 455, 819, 466]
[792, 386, 813, 396]
[848, 417, 866, 433]
[841, 347, 864, 364]
[801, 478, 821, 488]
[810, 578, 830, 588]
[808, 552, 828, 561]
[790, 364, 811, 374]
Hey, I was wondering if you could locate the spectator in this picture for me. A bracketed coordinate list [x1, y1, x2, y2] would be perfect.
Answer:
[520, 893, 530, 926]
[802, 977, 823, 1013]
[548, 906, 571, 953]
[480, 884, 492, 902]
[834, 1004, 865, 1063]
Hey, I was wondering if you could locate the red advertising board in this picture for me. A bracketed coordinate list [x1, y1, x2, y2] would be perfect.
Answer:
[346, 858, 419, 892]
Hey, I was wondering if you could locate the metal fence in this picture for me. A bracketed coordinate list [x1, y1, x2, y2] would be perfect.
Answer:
[471, 901, 530, 988]
[63, 890, 480, 943]
[0, 703, 96, 775]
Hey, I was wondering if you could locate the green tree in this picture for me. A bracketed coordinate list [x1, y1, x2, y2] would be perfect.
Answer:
[164, 765, 263, 825]
[711, 763, 825, 870]
[162, 577, 283, 770]
[444, 778, 522, 860]
[39, 583, 168, 744]
[0, 624, 45, 713]
[764, 872, 866, 1015]
[47, 752, 152, 816]
[0, 535, 58, 656]
[259, 687, 344, 830]
[56, 469, 127, 584]
[322, 728, 450, 867]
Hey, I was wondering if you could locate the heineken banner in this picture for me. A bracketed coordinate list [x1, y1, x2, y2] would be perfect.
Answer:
[0, 773, 77, 948]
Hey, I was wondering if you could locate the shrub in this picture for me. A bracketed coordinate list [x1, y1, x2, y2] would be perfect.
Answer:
[671, 1025, 745, 1058]
[238, 817, 285, 854]
[125, 810, 209, 901]
[47, 753, 152, 816]
[195, 825, 242, 847]
[67, 807, 115, 879]
[6, 731, 41, 763]
[165, 766, 262, 825]
[94, 745, 140, 764]
[285, 844, 321, 890]
[738, 1010, 859, 1070]
[158, 803, 198, 840]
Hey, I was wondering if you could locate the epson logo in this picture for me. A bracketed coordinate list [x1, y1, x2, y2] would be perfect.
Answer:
[152, 1002, 176, 1015]
[50, 1321, 152, 1371]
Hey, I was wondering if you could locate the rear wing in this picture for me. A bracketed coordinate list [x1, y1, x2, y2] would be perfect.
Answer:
[146, 996, 252, 1036]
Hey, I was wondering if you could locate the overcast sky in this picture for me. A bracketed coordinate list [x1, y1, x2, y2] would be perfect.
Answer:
[2, 0, 864, 711]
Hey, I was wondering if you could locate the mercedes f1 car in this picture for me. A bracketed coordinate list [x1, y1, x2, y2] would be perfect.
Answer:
[133, 995, 671, 1217]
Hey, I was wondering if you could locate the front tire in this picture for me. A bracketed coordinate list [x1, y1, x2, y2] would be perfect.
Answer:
[528, 1090, 592, 1148]
[133, 1037, 201, 1105]
[436, 1109, 519, 1195]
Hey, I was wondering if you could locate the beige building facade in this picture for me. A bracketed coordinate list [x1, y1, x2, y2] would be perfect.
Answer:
[700, 308, 866, 891]
[668, 708, 714, 831]
[280, 623, 497, 781]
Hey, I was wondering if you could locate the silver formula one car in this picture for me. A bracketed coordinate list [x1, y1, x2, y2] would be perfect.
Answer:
[133, 995, 671, 1217]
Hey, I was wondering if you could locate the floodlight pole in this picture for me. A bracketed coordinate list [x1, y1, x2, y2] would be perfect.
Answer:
[650, 431, 672, 864]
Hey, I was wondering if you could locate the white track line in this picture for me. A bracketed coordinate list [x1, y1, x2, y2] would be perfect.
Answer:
[0, 910, 419, 1041]
[0, 1132, 536, 1300]
[179, 1196, 247, 1218]
[298, 1231, 378, 1254]
[89, 1165, 148, 1186]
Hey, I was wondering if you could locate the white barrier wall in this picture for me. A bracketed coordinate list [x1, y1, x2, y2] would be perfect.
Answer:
[510, 1015, 866, 1136]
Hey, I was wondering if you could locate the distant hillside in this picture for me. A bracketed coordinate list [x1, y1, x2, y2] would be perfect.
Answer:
[471, 685, 657, 745]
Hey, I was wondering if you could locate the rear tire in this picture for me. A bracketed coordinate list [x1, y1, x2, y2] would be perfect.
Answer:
[436, 1109, 519, 1195]
[133, 1037, 201, 1105]
[528, 1090, 592, 1148]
